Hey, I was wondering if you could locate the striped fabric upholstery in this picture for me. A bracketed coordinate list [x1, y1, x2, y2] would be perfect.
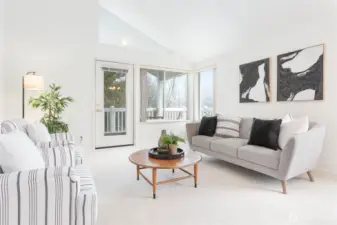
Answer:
[50, 132, 75, 142]
[215, 114, 241, 138]
[0, 119, 96, 225]
[74, 146, 85, 166]
[37, 142, 84, 167]
[77, 190, 98, 225]
[72, 165, 98, 225]
[73, 165, 95, 192]
[38, 144, 76, 168]
[0, 167, 79, 225]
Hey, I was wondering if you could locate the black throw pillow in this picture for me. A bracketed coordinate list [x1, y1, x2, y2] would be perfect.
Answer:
[248, 118, 282, 150]
[198, 116, 217, 137]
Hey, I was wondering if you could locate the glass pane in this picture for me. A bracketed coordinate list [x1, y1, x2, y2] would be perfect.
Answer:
[103, 68, 127, 135]
[142, 69, 165, 120]
[200, 70, 214, 117]
[164, 71, 188, 120]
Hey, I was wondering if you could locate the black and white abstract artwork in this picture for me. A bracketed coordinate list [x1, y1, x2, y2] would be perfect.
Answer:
[277, 44, 324, 101]
[239, 58, 270, 103]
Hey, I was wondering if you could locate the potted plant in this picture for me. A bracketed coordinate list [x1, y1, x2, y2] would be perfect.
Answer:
[161, 133, 185, 155]
[28, 83, 74, 133]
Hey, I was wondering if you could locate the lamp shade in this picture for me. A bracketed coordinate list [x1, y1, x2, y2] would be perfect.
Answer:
[23, 74, 44, 90]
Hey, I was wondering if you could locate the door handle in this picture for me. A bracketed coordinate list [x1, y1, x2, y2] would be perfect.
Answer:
[96, 109, 103, 112]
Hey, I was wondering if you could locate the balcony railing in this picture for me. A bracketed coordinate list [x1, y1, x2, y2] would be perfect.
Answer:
[104, 107, 213, 134]
[146, 107, 187, 120]
[201, 108, 213, 117]
[104, 108, 126, 135]
[104, 107, 188, 134]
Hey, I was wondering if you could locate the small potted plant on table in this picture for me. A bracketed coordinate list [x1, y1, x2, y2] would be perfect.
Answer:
[161, 133, 185, 155]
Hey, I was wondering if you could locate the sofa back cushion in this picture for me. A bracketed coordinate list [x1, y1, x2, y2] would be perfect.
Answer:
[239, 117, 254, 139]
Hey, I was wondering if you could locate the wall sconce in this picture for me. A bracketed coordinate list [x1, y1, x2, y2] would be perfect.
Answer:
[22, 71, 44, 118]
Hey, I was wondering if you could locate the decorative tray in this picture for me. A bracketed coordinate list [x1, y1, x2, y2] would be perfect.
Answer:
[149, 147, 184, 160]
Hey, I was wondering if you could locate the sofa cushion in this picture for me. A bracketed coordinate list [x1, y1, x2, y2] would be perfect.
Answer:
[239, 117, 254, 139]
[192, 135, 221, 149]
[238, 145, 281, 169]
[211, 138, 248, 157]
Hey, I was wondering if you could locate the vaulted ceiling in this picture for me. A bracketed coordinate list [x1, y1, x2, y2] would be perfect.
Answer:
[99, 0, 337, 62]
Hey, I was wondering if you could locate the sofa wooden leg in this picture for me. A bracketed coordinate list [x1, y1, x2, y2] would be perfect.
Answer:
[281, 181, 287, 194]
[307, 171, 315, 182]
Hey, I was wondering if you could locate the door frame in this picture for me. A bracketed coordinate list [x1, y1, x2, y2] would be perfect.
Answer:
[94, 59, 136, 149]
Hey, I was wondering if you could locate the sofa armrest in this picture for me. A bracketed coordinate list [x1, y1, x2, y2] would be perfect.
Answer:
[0, 167, 79, 225]
[186, 122, 200, 147]
[279, 125, 326, 180]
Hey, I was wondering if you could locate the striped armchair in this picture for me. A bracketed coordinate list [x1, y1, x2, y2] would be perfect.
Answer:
[0, 119, 97, 225]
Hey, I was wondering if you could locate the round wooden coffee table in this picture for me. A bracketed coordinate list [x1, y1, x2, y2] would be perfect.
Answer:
[129, 149, 202, 199]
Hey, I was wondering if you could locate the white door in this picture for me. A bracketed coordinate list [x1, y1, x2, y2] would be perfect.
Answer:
[95, 61, 134, 148]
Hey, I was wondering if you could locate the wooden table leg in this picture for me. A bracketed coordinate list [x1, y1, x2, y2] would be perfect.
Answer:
[136, 165, 140, 180]
[152, 168, 157, 199]
[194, 163, 198, 188]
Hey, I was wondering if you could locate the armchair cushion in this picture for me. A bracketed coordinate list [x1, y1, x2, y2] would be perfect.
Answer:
[27, 121, 51, 143]
[0, 131, 45, 173]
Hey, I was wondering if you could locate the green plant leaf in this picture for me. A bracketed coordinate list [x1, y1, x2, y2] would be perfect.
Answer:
[28, 83, 73, 133]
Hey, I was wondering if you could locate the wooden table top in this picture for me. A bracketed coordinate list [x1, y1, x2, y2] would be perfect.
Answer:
[129, 149, 202, 169]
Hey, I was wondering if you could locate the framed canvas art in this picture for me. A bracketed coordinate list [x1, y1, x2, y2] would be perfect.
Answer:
[239, 58, 270, 103]
[277, 44, 324, 101]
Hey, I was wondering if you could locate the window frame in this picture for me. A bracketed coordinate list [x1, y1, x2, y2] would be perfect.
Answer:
[198, 67, 216, 120]
[140, 66, 193, 123]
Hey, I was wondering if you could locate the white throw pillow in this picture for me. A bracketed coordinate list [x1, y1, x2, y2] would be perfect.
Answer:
[278, 116, 309, 149]
[0, 131, 45, 173]
[282, 113, 293, 123]
[27, 121, 51, 143]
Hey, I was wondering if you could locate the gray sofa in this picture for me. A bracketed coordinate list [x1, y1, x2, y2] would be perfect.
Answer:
[186, 118, 326, 194]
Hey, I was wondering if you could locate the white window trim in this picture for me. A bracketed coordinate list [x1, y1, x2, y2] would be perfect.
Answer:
[139, 65, 216, 123]
[140, 66, 193, 123]
[197, 66, 216, 120]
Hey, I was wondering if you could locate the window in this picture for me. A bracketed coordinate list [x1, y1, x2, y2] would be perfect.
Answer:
[199, 69, 214, 117]
[140, 68, 189, 121]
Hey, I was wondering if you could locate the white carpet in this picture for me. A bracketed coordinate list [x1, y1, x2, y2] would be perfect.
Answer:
[87, 147, 337, 225]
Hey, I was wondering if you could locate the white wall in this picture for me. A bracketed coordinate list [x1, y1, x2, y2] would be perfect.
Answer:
[99, 7, 170, 55]
[0, 0, 4, 120]
[4, 0, 98, 150]
[196, 21, 337, 173]
[3, 0, 193, 153]
[96, 44, 193, 150]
